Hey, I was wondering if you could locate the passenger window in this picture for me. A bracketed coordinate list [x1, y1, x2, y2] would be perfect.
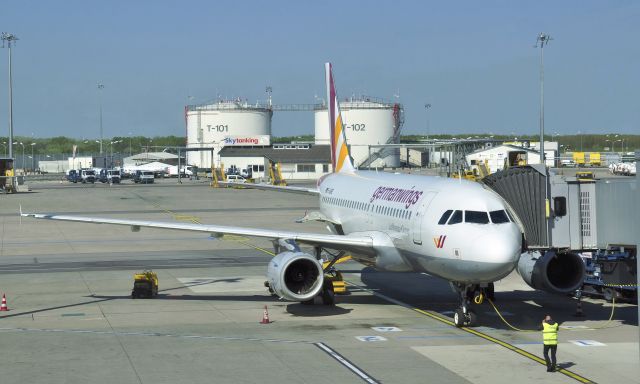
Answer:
[447, 210, 463, 225]
[489, 210, 510, 224]
[438, 210, 453, 225]
[465, 211, 489, 224]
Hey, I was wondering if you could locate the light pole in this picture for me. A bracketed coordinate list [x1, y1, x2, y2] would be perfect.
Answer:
[424, 103, 431, 140]
[128, 132, 132, 156]
[110, 140, 122, 167]
[30, 142, 36, 171]
[1, 32, 18, 159]
[13, 141, 24, 171]
[535, 33, 552, 165]
[98, 82, 104, 154]
[615, 139, 622, 154]
[578, 131, 583, 152]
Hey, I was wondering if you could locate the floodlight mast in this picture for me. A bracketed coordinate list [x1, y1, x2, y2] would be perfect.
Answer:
[98, 82, 104, 155]
[535, 33, 552, 165]
[1, 32, 18, 159]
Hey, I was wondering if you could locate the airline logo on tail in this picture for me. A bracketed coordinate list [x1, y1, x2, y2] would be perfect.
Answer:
[325, 63, 355, 173]
[433, 235, 447, 249]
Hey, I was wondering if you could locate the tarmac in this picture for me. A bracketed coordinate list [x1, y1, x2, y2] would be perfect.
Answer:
[0, 178, 637, 384]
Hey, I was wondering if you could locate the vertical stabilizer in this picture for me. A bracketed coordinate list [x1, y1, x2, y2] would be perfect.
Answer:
[325, 63, 355, 173]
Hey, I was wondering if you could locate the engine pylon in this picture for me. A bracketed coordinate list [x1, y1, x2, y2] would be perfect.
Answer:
[260, 305, 271, 324]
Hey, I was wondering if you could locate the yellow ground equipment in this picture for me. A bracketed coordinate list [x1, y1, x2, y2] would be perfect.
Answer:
[132, 270, 159, 298]
[324, 270, 347, 294]
[210, 163, 226, 188]
[575, 171, 596, 182]
[588, 152, 601, 167]
[268, 160, 287, 186]
[572, 152, 586, 167]
[452, 170, 477, 181]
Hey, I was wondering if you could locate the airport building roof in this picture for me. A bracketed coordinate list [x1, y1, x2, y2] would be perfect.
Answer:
[219, 144, 330, 164]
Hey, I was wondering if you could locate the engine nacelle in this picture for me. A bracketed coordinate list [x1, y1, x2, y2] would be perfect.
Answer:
[517, 250, 585, 294]
[266, 251, 324, 302]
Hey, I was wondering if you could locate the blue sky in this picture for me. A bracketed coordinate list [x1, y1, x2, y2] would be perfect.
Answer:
[1, 1, 638, 139]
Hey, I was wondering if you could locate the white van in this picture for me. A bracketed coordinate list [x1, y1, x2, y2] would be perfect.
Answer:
[226, 174, 246, 183]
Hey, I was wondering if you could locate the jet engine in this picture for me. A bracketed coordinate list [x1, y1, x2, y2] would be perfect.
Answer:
[517, 250, 585, 294]
[266, 251, 324, 302]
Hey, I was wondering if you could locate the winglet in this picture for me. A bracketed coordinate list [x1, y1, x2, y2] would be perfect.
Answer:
[325, 63, 355, 173]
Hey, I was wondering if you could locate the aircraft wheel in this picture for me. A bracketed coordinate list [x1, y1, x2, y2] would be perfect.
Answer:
[467, 310, 477, 326]
[453, 308, 465, 327]
[322, 287, 335, 306]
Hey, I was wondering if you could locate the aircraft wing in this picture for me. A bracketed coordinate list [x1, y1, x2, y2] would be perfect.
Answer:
[21, 212, 372, 254]
[216, 182, 319, 196]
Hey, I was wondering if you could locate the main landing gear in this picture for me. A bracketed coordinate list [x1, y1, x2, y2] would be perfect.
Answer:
[451, 282, 494, 327]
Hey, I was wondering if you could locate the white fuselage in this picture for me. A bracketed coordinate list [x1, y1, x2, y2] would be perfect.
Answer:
[317, 171, 522, 284]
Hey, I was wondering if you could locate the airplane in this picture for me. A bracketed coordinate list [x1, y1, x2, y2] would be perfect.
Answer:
[22, 63, 584, 327]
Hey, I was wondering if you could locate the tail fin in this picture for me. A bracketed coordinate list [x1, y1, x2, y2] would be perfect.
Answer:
[325, 63, 355, 173]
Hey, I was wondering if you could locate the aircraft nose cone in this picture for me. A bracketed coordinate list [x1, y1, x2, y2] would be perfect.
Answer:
[474, 225, 521, 279]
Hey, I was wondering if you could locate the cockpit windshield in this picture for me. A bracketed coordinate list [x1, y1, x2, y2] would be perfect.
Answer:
[489, 210, 510, 224]
[465, 211, 489, 224]
[439, 209, 512, 225]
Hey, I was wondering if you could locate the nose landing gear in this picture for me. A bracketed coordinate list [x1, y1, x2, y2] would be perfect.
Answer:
[451, 282, 494, 327]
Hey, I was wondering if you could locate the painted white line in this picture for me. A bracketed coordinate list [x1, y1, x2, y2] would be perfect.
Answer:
[315, 342, 380, 384]
[355, 336, 388, 342]
[569, 340, 606, 347]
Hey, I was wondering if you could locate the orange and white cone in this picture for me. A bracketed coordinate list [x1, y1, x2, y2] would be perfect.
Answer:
[260, 305, 271, 324]
[0, 294, 8, 311]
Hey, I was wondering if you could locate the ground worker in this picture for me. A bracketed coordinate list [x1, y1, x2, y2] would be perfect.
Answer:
[542, 314, 559, 372]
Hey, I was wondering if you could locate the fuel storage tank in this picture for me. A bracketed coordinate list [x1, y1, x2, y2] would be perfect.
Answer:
[314, 97, 402, 168]
[186, 100, 272, 168]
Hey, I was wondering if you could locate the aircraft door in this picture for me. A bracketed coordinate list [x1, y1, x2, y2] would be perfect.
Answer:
[412, 192, 436, 245]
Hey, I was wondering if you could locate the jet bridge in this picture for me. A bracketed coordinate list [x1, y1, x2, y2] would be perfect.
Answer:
[482, 165, 637, 251]
[482, 164, 638, 298]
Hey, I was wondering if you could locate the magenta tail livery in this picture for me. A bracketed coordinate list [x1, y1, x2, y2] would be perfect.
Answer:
[325, 63, 355, 173]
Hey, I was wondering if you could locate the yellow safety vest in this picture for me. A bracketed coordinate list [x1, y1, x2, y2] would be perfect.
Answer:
[542, 322, 558, 345]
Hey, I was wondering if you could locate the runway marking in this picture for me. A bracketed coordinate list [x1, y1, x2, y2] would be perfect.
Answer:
[345, 281, 596, 384]
[355, 336, 387, 342]
[315, 342, 380, 384]
[371, 326, 401, 332]
[569, 340, 606, 347]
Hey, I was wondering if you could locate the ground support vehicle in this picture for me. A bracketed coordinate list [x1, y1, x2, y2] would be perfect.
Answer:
[66, 169, 80, 183]
[99, 169, 121, 183]
[133, 170, 154, 184]
[132, 270, 159, 298]
[581, 250, 637, 302]
[80, 169, 96, 183]
[0, 158, 16, 193]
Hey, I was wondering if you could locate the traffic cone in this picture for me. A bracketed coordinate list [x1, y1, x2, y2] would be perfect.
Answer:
[573, 299, 584, 317]
[260, 305, 271, 324]
[0, 294, 9, 311]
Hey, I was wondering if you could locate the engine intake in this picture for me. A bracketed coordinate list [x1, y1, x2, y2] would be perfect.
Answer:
[517, 250, 585, 294]
[266, 251, 324, 301]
